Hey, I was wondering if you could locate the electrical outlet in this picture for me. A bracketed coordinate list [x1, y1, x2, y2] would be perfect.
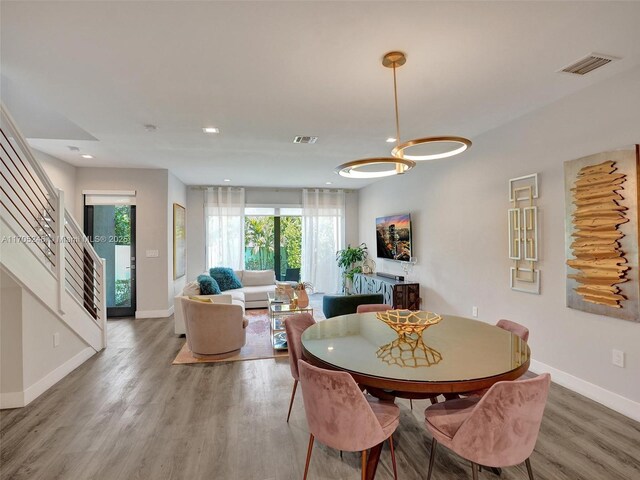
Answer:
[472, 306, 478, 318]
[612, 349, 625, 368]
[53, 332, 60, 348]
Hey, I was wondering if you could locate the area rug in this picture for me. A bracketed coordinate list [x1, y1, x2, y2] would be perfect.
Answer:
[172, 308, 289, 365]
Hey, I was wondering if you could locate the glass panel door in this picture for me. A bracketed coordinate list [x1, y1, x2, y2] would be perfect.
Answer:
[244, 215, 275, 271]
[280, 216, 301, 282]
[243, 211, 302, 281]
[84, 205, 136, 317]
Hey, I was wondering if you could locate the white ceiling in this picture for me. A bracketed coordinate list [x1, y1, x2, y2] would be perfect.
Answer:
[2, 1, 640, 188]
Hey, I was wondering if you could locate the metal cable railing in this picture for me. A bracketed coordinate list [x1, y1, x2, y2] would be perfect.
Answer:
[63, 212, 103, 322]
[1, 105, 106, 329]
[0, 128, 57, 267]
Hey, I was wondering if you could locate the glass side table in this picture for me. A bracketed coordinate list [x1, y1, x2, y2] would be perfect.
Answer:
[267, 292, 314, 350]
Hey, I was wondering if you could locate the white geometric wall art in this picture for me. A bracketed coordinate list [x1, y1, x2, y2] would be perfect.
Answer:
[508, 173, 540, 294]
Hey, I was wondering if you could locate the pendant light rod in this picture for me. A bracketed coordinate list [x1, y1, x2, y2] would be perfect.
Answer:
[383, 51, 406, 149]
[383, 51, 407, 174]
[392, 61, 401, 147]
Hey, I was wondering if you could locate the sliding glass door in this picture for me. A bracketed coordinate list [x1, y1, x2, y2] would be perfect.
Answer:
[279, 215, 301, 281]
[244, 208, 301, 281]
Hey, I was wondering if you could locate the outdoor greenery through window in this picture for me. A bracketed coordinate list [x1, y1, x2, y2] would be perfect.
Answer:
[114, 206, 132, 307]
[244, 207, 302, 281]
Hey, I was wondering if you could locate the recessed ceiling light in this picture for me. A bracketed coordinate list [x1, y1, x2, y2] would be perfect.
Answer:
[223, 179, 231, 182]
[203, 127, 220, 134]
[81, 154, 94, 159]
[144, 124, 157, 132]
[386, 137, 396, 143]
[325, 182, 333, 185]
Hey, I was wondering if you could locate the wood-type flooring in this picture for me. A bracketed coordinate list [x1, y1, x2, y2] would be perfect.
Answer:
[1, 316, 639, 480]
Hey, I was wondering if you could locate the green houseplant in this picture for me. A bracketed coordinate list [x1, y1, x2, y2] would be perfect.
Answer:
[336, 243, 368, 294]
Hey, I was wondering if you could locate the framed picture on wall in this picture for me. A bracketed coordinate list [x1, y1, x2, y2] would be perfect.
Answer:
[173, 203, 186, 280]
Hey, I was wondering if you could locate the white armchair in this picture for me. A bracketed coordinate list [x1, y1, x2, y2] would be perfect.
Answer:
[174, 294, 233, 335]
[182, 298, 248, 358]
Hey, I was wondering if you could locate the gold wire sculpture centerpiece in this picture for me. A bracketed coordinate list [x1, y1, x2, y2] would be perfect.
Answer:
[376, 335, 443, 368]
[376, 310, 442, 337]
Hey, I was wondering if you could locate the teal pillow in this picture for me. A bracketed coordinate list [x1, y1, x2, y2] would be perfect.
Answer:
[197, 274, 221, 295]
[209, 267, 243, 291]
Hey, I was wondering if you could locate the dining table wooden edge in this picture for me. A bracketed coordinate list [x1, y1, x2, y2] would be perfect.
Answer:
[301, 344, 531, 398]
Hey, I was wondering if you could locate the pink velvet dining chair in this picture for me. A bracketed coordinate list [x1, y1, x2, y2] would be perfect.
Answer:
[356, 304, 392, 314]
[284, 312, 316, 422]
[424, 373, 551, 480]
[297, 360, 399, 480]
[496, 319, 529, 342]
[465, 319, 530, 398]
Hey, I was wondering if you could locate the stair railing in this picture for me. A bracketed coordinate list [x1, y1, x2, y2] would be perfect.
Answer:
[0, 104, 106, 345]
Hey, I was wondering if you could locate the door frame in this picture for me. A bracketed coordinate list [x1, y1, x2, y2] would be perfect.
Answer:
[84, 204, 137, 318]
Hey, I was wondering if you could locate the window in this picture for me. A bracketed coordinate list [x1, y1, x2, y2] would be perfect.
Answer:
[244, 207, 302, 281]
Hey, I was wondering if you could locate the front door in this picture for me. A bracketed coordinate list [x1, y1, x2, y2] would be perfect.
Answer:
[84, 204, 136, 317]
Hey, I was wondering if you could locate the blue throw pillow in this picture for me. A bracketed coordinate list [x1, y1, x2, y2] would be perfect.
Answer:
[209, 267, 243, 291]
[197, 274, 221, 295]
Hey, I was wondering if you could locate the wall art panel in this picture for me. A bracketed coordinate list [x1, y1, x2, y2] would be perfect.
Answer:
[564, 147, 639, 322]
[508, 173, 540, 294]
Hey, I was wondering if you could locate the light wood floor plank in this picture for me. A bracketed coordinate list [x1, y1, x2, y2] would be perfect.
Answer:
[1, 316, 639, 480]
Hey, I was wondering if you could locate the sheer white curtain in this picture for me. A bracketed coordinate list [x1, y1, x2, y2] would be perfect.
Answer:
[301, 189, 345, 294]
[205, 187, 245, 270]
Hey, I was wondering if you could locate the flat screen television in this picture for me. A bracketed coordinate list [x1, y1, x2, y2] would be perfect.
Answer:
[376, 214, 412, 261]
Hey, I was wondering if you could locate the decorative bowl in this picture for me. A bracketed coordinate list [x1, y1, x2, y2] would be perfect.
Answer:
[376, 310, 442, 336]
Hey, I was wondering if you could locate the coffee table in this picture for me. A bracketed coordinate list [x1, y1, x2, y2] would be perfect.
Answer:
[267, 292, 314, 350]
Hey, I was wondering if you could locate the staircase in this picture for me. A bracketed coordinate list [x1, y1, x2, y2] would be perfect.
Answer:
[1, 104, 106, 407]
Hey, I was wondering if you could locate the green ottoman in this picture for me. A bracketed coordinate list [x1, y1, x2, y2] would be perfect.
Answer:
[322, 294, 385, 319]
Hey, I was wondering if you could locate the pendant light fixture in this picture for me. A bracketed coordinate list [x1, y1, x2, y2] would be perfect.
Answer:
[335, 157, 415, 178]
[335, 51, 471, 179]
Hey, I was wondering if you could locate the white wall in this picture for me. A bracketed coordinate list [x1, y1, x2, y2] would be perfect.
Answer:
[34, 149, 78, 216]
[21, 286, 88, 389]
[185, 187, 359, 281]
[0, 272, 24, 399]
[358, 66, 640, 417]
[0, 271, 92, 408]
[168, 172, 187, 309]
[186, 187, 205, 281]
[345, 190, 359, 247]
[75, 168, 171, 316]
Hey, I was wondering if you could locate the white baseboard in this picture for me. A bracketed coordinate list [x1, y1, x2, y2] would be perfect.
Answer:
[0, 391, 25, 409]
[23, 347, 96, 406]
[1, 347, 96, 409]
[135, 306, 174, 319]
[529, 359, 640, 422]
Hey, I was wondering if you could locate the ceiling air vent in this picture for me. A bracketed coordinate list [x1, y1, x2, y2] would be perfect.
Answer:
[293, 136, 318, 144]
[560, 53, 619, 76]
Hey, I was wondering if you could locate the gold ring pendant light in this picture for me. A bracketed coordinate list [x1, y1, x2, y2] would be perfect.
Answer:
[336, 51, 471, 179]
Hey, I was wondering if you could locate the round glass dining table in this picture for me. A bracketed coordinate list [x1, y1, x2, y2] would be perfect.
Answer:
[301, 312, 530, 480]
[301, 312, 530, 399]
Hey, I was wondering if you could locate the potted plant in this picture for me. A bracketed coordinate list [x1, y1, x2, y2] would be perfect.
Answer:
[295, 281, 313, 308]
[336, 243, 368, 294]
